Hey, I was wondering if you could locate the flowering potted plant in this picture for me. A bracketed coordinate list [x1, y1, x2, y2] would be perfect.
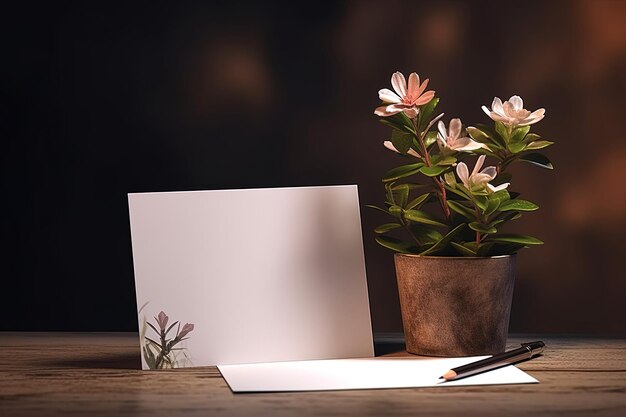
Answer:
[369, 71, 553, 356]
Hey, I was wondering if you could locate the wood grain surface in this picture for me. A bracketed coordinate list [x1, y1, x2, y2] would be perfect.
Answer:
[1, 333, 625, 417]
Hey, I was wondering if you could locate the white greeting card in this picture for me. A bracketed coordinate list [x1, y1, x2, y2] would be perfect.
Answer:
[219, 356, 538, 393]
[128, 185, 373, 369]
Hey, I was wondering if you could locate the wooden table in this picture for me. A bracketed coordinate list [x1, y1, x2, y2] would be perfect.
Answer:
[1, 333, 625, 417]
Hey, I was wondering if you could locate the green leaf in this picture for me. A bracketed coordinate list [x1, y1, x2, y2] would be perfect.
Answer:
[403, 209, 447, 227]
[498, 199, 539, 211]
[391, 183, 429, 191]
[476, 242, 495, 256]
[469, 222, 497, 234]
[443, 171, 457, 187]
[450, 241, 477, 256]
[486, 234, 544, 245]
[406, 193, 431, 210]
[431, 154, 456, 165]
[379, 117, 415, 135]
[491, 210, 523, 226]
[474, 123, 497, 136]
[508, 142, 527, 154]
[525, 140, 554, 150]
[419, 165, 448, 177]
[466, 126, 491, 143]
[390, 130, 414, 154]
[412, 226, 443, 245]
[518, 153, 553, 169]
[474, 195, 489, 211]
[445, 184, 473, 200]
[397, 112, 417, 132]
[385, 181, 394, 204]
[418, 97, 440, 131]
[424, 130, 438, 148]
[484, 197, 501, 216]
[419, 223, 466, 255]
[510, 125, 530, 143]
[484, 189, 510, 216]
[473, 147, 500, 158]
[379, 118, 404, 132]
[492, 189, 511, 202]
[439, 156, 457, 166]
[447, 200, 475, 219]
[393, 184, 410, 207]
[495, 121, 509, 143]
[374, 223, 402, 234]
[463, 241, 480, 252]
[375, 236, 417, 253]
[389, 205, 403, 218]
[491, 242, 528, 255]
[366, 204, 394, 217]
[523, 133, 541, 143]
[383, 163, 424, 182]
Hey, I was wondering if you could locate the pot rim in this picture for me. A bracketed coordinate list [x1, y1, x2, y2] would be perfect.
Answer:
[394, 253, 515, 260]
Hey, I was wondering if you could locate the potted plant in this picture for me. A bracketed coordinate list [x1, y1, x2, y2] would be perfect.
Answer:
[369, 71, 553, 356]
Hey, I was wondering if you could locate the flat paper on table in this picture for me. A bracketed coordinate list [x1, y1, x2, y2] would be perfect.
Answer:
[218, 356, 539, 392]
[128, 185, 373, 369]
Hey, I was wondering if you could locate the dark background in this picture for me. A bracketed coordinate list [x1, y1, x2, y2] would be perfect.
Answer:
[2, 0, 625, 334]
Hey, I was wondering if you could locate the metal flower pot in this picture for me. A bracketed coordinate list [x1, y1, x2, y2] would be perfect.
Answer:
[394, 254, 516, 356]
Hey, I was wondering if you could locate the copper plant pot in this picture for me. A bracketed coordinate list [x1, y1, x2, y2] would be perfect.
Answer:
[394, 254, 516, 356]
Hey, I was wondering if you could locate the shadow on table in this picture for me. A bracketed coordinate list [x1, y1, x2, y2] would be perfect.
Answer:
[37, 334, 407, 369]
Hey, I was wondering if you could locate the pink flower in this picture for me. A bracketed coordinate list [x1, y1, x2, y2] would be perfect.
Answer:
[437, 118, 484, 152]
[178, 323, 194, 338]
[456, 155, 509, 193]
[155, 311, 169, 331]
[481, 95, 545, 127]
[375, 72, 435, 119]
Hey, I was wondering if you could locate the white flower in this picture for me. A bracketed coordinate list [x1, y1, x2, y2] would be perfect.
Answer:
[481, 95, 545, 127]
[383, 141, 420, 158]
[375, 72, 435, 119]
[437, 118, 484, 152]
[486, 182, 510, 193]
[456, 155, 509, 193]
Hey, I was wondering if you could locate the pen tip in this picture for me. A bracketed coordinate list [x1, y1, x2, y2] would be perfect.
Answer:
[438, 376, 443, 380]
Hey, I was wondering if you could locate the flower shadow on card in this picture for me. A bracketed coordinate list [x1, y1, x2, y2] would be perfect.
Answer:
[141, 310, 195, 370]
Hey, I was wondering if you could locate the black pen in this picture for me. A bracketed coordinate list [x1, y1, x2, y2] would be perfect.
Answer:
[439, 341, 545, 381]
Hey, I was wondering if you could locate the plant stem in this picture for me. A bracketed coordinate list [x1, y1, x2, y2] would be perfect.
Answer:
[436, 179, 451, 219]
[498, 154, 515, 174]
[412, 118, 451, 220]
[469, 196, 483, 246]
[413, 118, 432, 166]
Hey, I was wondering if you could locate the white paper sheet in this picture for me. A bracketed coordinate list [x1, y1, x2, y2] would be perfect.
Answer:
[128, 185, 373, 369]
[218, 356, 538, 392]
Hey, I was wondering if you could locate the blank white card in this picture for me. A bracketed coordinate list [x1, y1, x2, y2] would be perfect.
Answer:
[219, 356, 538, 392]
[128, 185, 374, 369]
